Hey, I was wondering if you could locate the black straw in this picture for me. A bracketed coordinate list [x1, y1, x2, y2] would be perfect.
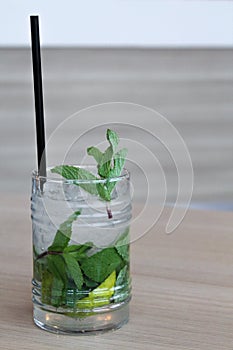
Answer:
[30, 15, 46, 177]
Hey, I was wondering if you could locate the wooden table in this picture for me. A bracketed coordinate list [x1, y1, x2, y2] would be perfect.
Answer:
[1, 195, 233, 349]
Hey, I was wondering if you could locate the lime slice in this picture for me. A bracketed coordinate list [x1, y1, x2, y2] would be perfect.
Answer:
[77, 270, 116, 309]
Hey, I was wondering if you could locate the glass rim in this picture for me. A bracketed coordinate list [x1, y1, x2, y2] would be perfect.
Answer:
[32, 165, 130, 184]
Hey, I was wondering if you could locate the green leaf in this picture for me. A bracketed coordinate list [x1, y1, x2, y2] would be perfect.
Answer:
[113, 265, 130, 303]
[96, 183, 111, 201]
[64, 242, 93, 260]
[97, 129, 120, 178]
[107, 129, 119, 154]
[51, 130, 127, 203]
[43, 256, 65, 307]
[84, 276, 99, 289]
[41, 270, 53, 305]
[34, 257, 45, 282]
[105, 180, 116, 196]
[104, 148, 127, 194]
[98, 146, 113, 178]
[63, 244, 83, 253]
[87, 146, 103, 164]
[51, 165, 99, 196]
[115, 227, 130, 262]
[97, 132, 127, 196]
[48, 211, 81, 252]
[51, 165, 95, 181]
[50, 276, 64, 307]
[115, 265, 128, 288]
[81, 248, 123, 283]
[109, 148, 127, 178]
[47, 255, 68, 285]
[75, 242, 93, 254]
[77, 271, 116, 309]
[63, 253, 83, 290]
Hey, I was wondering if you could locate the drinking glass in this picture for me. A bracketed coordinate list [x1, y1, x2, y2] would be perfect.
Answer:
[31, 166, 132, 334]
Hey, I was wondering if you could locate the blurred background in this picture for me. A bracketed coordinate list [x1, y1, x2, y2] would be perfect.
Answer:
[0, 0, 232, 210]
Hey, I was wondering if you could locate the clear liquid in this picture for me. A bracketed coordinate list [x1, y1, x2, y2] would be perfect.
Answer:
[31, 177, 132, 333]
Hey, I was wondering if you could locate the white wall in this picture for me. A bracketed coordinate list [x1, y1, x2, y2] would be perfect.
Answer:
[1, 0, 232, 47]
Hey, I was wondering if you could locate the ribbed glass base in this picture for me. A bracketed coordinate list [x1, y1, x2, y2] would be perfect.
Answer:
[33, 301, 130, 335]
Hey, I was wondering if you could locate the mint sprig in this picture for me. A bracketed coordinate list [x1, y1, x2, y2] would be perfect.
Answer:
[35, 211, 130, 310]
[113, 265, 130, 303]
[48, 210, 81, 252]
[115, 227, 130, 263]
[51, 129, 127, 203]
[35, 130, 130, 311]
[81, 248, 123, 283]
[89, 129, 127, 184]
[63, 253, 83, 290]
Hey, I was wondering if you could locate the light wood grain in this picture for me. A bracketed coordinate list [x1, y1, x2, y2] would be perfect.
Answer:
[0, 194, 233, 349]
[1, 48, 233, 348]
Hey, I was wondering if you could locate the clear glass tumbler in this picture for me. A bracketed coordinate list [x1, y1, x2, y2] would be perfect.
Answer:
[31, 166, 132, 334]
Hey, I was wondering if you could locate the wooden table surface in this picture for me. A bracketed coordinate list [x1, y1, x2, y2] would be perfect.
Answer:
[1, 194, 233, 350]
[1, 48, 232, 349]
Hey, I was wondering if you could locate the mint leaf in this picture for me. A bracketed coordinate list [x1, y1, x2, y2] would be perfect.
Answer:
[84, 276, 99, 289]
[97, 130, 119, 177]
[50, 129, 128, 215]
[51, 165, 96, 182]
[109, 148, 128, 178]
[113, 265, 130, 303]
[41, 270, 53, 305]
[81, 248, 123, 283]
[115, 265, 128, 288]
[73, 242, 93, 255]
[64, 243, 93, 260]
[96, 183, 111, 201]
[51, 165, 111, 202]
[98, 146, 113, 178]
[87, 147, 103, 164]
[51, 165, 99, 196]
[34, 256, 45, 282]
[107, 129, 119, 153]
[50, 276, 64, 307]
[63, 253, 83, 290]
[105, 148, 127, 193]
[88, 130, 119, 178]
[115, 227, 130, 262]
[43, 256, 66, 307]
[94, 130, 127, 196]
[48, 211, 81, 251]
[63, 244, 83, 253]
[47, 255, 68, 285]
[51, 130, 127, 203]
